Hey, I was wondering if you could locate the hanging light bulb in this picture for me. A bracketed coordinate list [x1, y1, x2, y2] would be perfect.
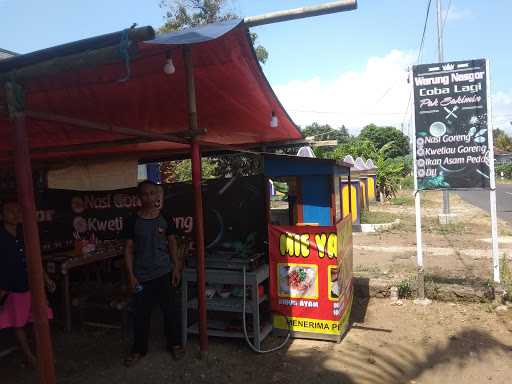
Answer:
[270, 111, 278, 128]
[163, 52, 175, 75]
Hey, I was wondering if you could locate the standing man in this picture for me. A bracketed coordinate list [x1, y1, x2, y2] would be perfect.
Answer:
[123, 181, 184, 367]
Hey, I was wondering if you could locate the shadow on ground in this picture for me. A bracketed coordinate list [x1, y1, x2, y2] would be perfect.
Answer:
[1, 298, 511, 384]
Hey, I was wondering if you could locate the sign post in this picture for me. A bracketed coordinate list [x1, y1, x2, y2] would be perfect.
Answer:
[486, 61, 500, 283]
[411, 128, 425, 300]
[412, 58, 500, 290]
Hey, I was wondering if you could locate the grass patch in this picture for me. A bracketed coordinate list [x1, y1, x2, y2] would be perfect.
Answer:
[379, 214, 416, 233]
[424, 277, 441, 300]
[436, 222, 467, 235]
[354, 265, 381, 274]
[360, 210, 396, 224]
[422, 217, 467, 235]
[500, 228, 512, 237]
[390, 195, 414, 206]
[500, 254, 512, 301]
[398, 279, 413, 299]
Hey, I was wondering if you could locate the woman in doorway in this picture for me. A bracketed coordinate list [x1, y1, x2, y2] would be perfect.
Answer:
[0, 200, 54, 367]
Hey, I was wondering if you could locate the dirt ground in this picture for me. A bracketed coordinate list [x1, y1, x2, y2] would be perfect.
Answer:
[2, 297, 512, 384]
[354, 190, 512, 286]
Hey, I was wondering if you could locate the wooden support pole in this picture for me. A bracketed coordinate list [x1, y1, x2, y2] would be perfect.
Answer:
[25, 111, 190, 144]
[183, 46, 198, 133]
[6, 82, 56, 384]
[183, 45, 208, 355]
[191, 140, 207, 355]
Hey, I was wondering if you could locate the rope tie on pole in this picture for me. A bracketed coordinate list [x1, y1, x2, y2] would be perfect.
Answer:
[118, 26, 134, 82]
[4, 79, 25, 119]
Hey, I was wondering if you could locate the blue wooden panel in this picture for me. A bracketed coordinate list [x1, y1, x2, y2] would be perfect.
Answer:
[301, 175, 331, 225]
[264, 157, 334, 177]
[146, 163, 161, 183]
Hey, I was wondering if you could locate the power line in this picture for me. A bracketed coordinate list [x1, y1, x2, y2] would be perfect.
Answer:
[442, 0, 453, 33]
[401, 0, 433, 134]
[417, 0, 433, 64]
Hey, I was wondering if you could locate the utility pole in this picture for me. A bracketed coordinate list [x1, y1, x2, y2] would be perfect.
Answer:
[437, 0, 451, 218]
[436, 0, 444, 63]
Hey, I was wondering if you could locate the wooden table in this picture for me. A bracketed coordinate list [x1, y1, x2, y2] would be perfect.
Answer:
[44, 242, 124, 332]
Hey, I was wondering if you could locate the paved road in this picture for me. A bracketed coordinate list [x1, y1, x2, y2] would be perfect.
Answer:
[458, 184, 512, 223]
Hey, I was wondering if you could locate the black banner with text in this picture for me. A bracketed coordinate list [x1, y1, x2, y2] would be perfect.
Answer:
[1, 176, 266, 254]
[412, 59, 490, 190]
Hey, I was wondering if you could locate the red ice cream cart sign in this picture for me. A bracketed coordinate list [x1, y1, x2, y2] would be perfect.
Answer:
[269, 217, 353, 341]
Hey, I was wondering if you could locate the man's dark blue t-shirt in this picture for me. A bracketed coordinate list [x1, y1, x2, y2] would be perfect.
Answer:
[0, 224, 29, 293]
[123, 214, 178, 283]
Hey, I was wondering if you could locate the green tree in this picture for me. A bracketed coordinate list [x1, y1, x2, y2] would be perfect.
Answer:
[301, 123, 351, 144]
[160, 159, 219, 183]
[373, 143, 406, 199]
[359, 124, 409, 158]
[326, 139, 378, 161]
[494, 128, 512, 152]
[159, 0, 269, 63]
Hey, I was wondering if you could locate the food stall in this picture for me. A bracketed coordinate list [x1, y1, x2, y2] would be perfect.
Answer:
[150, 153, 355, 346]
[0, 20, 308, 380]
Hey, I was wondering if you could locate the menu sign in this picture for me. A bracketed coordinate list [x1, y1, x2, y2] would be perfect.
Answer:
[412, 59, 490, 190]
[13, 176, 266, 253]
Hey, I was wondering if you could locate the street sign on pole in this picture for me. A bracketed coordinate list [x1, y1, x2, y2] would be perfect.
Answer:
[411, 58, 500, 284]
[412, 59, 491, 190]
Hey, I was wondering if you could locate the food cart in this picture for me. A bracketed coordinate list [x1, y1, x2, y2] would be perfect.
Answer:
[176, 154, 354, 345]
[265, 154, 354, 342]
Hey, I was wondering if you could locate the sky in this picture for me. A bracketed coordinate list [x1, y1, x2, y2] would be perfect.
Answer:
[0, 0, 511, 136]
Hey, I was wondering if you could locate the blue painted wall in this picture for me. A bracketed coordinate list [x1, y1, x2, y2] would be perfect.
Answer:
[301, 175, 331, 225]
[264, 157, 348, 178]
[146, 163, 161, 183]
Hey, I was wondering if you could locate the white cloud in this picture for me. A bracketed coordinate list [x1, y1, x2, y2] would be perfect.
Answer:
[444, 5, 472, 21]
[274, 49, 415, 134]
[493, 90, 512, 133]
[274, 50, 512, 136]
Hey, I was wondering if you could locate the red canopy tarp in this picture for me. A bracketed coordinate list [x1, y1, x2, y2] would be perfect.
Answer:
[0, 20, 301, 164]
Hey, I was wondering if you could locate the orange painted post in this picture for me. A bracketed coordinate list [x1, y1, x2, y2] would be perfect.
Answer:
[6, 82, 56, 384]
